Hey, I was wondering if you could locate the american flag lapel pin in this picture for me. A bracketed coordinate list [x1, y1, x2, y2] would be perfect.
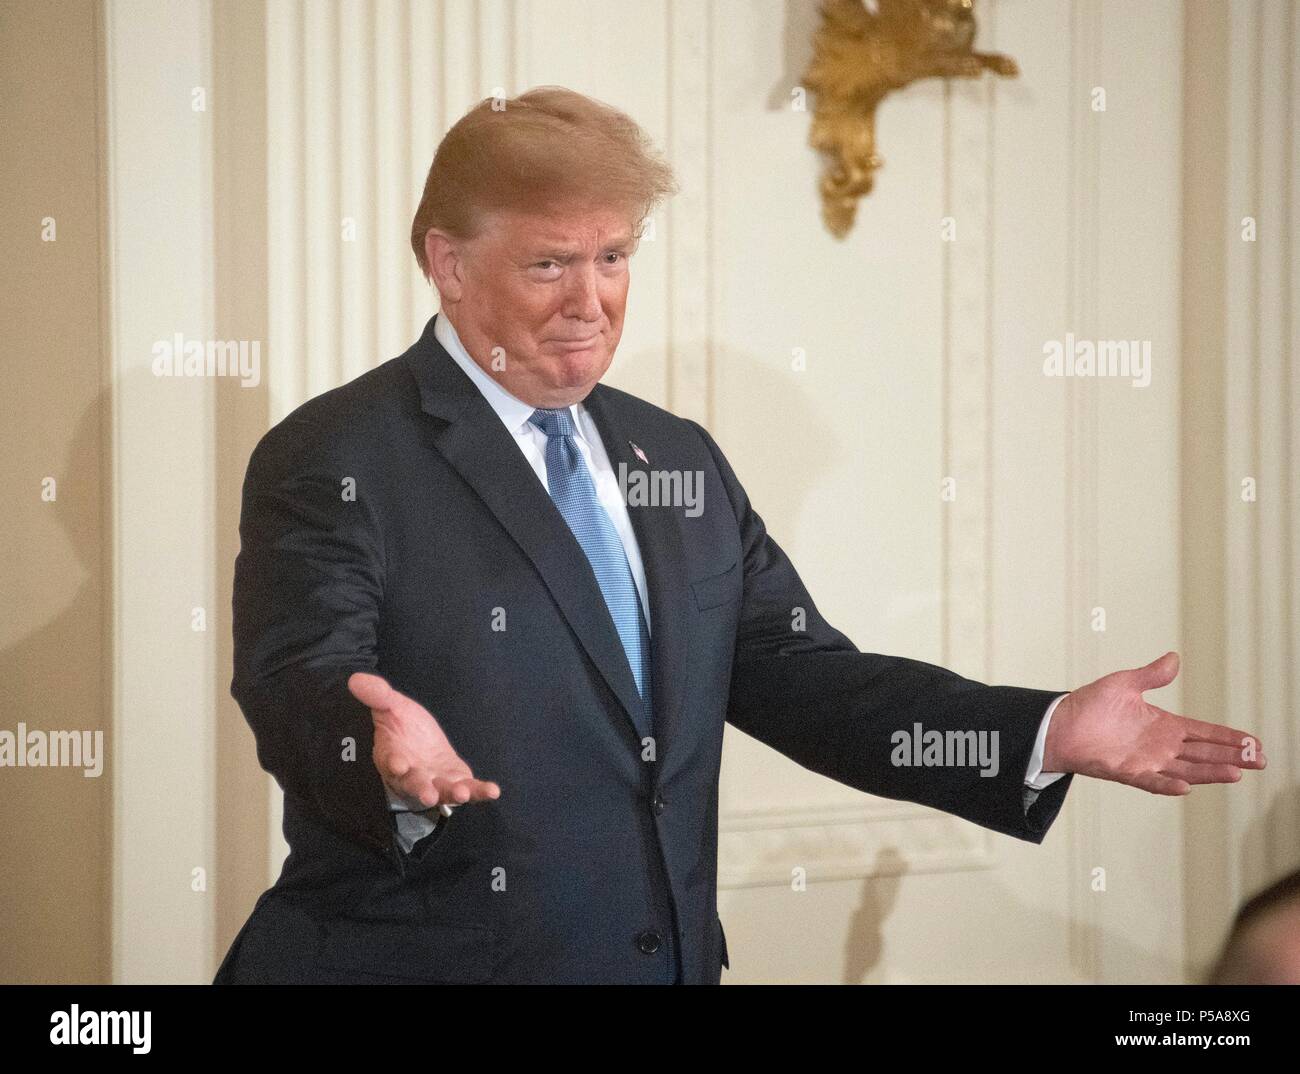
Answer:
[629, 440, 648, 464]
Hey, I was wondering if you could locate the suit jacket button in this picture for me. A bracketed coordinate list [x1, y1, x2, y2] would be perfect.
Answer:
[636, 929, 662, 955]
[651, 791, 665, 815]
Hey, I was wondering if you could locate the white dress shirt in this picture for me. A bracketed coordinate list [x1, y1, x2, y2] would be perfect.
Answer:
[385, 312, 1066, 852]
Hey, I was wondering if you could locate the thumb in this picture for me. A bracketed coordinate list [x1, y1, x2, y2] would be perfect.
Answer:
[1132, 651, 1179, 692]
[348, 671, 394, 713]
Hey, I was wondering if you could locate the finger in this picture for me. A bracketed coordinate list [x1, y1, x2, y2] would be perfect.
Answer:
[406, 777, 440, 809]
[1176, 739, 1266, 769]
[1157, 705, 1251, 745]
[438, 778, 499, 803]
[371, 737, 413, 779]
[1158, 759, 1242, 786]
[384, 775, 438, 811]
[348, 671, 394, 713]
[1131, 770, 1190, 796]
[432, 777, 472, 806]
[1131, 651, 1180, 691]
[385, 753, 413, 780]
[435, 777, 500, 804]
[1235, 735, 1266, 766]
[387, 767, 439, 808]
[1175, 741, 1253, 766]
[1177, 714, 1262, 754]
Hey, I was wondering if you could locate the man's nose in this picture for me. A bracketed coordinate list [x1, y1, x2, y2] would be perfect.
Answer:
[561, 264, 603, 321]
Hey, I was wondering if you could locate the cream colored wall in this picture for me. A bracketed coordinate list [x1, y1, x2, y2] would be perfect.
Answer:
[0, 0, 111, 984]
[101, 0, 218, 983]
[708, 0, 1190, 984]
[11, 0, 1290, 983]
[1180, 0, 1300, 983]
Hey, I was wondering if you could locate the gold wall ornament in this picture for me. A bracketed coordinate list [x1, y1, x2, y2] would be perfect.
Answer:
[802, 0, 1019, 238]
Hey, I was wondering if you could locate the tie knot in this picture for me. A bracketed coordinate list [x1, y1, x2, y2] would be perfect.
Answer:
[529, 407, 577, 440]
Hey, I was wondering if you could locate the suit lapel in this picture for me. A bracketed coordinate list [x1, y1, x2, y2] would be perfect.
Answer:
[404, 316, 652, 743]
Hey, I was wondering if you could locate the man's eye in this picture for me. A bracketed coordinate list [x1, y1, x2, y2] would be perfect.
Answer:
[604, 252, 624, 264]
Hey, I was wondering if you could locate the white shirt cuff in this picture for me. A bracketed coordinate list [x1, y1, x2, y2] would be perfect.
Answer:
[384, 782, 441, 854]
[1024, 692, 1070, 789]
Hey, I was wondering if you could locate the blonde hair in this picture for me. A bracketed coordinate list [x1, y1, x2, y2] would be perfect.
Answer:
[410, 86, 678, 276]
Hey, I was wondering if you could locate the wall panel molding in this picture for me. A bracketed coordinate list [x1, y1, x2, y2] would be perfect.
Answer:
[261, 0, 528, 876]
[1063, 0, 1104, 984]
[105, 0, 217, 983]
[665, 0, 712, 424]
[719, 803, 995, 889]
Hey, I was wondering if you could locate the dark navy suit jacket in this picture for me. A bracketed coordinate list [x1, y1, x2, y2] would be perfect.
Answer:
[214, 313, 1073, 985]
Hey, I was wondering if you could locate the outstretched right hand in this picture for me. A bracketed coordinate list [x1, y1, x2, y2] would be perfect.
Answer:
[348, 672, 501, 812]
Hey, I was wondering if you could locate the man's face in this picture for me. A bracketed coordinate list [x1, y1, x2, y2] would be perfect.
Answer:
[431, 203, 637, 409]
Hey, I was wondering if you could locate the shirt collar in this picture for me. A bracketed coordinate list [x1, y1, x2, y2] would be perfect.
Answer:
[434, 312, 586, 440]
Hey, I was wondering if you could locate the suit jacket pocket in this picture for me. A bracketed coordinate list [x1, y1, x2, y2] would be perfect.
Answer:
[691, 560, 740, 611]
[317, 917, 493, 983]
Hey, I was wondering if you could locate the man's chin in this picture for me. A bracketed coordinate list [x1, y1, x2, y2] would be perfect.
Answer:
[501, 345, 614, 406]
[550, 349, 612, 391]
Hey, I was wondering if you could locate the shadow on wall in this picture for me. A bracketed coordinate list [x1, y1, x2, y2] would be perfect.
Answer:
[0, 389, 108, 983]
[0, 357, 276, 984]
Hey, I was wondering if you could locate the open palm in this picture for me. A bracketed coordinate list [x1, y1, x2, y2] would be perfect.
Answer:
[349, 671, 501, 811]
[1042, 652, 1266, 795]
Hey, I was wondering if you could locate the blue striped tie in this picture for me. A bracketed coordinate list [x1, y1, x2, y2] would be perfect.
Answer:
[529, 408, 652, 727]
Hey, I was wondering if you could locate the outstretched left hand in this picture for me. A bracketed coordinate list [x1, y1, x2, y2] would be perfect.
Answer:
[1042, 651, 1266, 795]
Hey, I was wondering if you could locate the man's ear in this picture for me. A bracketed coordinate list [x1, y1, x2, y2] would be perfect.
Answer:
[424, 229, 465, 302]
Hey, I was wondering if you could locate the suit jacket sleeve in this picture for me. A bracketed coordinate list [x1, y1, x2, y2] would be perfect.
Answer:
[231, 412, 439, 870]
[688, 419, 1073, 844]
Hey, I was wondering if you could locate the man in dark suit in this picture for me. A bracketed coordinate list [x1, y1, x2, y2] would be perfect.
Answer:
[214, 87, 1265, 985]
